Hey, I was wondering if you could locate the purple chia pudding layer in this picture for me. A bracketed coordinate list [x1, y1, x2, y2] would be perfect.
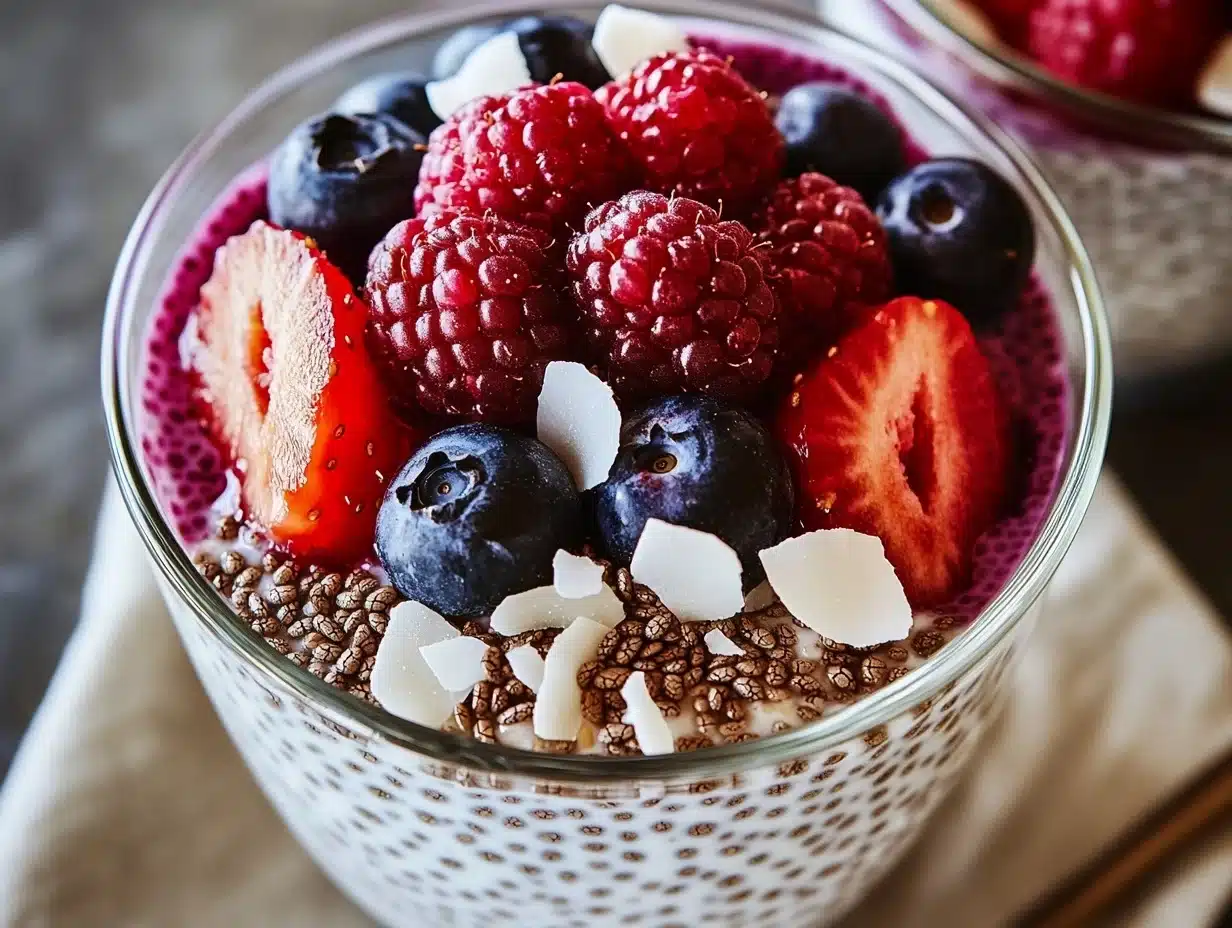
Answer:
[137, 31, 1069, 756]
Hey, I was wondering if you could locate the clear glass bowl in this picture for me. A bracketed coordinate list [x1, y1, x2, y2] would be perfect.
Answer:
[875, 0, 1232, 385]
[101, 1, 1111, 925]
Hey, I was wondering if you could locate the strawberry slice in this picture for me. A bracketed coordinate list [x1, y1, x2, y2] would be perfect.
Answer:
[776, 296, 1010, 606]
[193, 220, 415, 564]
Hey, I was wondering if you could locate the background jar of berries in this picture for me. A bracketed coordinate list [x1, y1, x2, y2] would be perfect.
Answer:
[844, 0, 1232, 387]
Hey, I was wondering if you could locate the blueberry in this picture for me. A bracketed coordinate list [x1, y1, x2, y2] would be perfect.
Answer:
[267, 112, 424, 284]
[875, 158, 1035, 329]
[592, 396, 794, 585]
[776, 82, 907, 202]
[506, 16, 610, 89]
[333, 72, 442, 137]
[376, 424, 583, 617]
[433, 22, 505, 79]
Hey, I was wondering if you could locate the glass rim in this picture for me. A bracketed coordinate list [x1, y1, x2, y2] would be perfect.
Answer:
[881, 0, 1232, 152]
[101, 0, 1112, 785]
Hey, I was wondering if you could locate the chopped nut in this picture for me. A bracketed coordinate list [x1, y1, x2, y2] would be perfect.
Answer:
[263, 636, 290, 655]
[860, 656, 888, 688]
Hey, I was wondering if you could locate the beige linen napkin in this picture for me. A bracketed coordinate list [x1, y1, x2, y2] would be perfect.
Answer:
[1, 474, 1230, 927]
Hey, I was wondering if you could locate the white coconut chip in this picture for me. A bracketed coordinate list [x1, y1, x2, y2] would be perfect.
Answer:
[536, 361, 622, 491]
[592, 5, 690, 78]
[506, 645, 546, 694]
[759, 528, 912, 649]
[1198, 36, 1232, 118]
[742, 579, 777, 612]
[419, 636, 489, 694]
[370, 601, 462, 727]
[553, 549, 605, 599]
[703, 628, 745, 657]
[425, 30, 532, 120]
[533, 616, 610, 741]
[630, 519, 744, 622]
[489, 583, 625, 635]
[620, 671, 675, 756]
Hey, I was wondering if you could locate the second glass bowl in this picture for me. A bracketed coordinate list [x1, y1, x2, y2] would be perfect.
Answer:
[870, 0, 1232, 386]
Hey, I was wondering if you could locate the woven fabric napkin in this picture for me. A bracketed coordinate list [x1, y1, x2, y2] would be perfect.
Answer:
[0, 473, 1230, 927]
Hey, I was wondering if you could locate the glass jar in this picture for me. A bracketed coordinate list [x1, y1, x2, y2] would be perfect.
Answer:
[101, 2, 1112, 925]
[870, 0, 1232, 386]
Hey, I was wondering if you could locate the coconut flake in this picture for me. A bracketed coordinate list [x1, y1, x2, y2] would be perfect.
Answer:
[1198, 36, 1232, 118]
[759, 529, 912, 648]
[592, 5, 690, 78]
[425, 31, 531, 120]
[536, 361, 622, 490]
[620, 671, 675, 756]
[533, 617, 610, 741]
[703, 628, 745, 657]
[489, 583, 625, 635]
[419, 636, 489, 694]
[629, 519, 744, 622]
[553, 549, 605, 599]
[506, 645, 546, 694]
[370, 601, 462, 726]
[743, 579, 777, 612]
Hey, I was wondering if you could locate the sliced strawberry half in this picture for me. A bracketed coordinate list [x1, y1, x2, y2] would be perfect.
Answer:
[193, 220, 415, 564]
[776, 296, 1011, 606]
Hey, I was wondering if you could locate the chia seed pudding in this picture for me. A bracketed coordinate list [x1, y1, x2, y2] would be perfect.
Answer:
[136, 11, 1068, 759]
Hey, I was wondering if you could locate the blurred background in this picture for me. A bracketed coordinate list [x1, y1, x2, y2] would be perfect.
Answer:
[0, 0, 1229, 784]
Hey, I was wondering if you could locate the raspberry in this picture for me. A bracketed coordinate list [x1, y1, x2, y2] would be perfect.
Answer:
[566, 191, 780, 401]
[754, 172, 892, 367]
[1027, 0, 1224, 107]
[595, 50, 784, 216]
[364, 209, 576, 424]
[413, 82, 631, 234]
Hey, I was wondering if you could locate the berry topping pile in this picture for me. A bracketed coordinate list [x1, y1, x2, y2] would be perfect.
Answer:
[160, 7, 1066, 755]
[963, 0, 1230, 115]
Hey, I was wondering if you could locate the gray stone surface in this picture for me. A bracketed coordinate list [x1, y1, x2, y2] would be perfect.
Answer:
[0, 0, 1229, 784]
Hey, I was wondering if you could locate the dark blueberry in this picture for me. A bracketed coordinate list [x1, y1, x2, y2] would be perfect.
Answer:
[875, 158, 1035, 329]
[333, 71, 442, 137]
[592, 396, 794, 586]
[433, 22, 505, 79]
[376, 424, 583, 617]
[506, 15, 610, 89]
[267, 112, 424, 284]
[776, 82, 907, 202]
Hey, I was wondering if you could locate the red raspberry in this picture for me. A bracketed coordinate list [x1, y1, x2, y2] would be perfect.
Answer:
[595, 50, 784, 216]
[364, 209, 576, 424]
[1027, 0, 1224, 107]
[413, 82, 631, 235]
[754, 173, 892, 367]
[566, 191, 780, 401]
